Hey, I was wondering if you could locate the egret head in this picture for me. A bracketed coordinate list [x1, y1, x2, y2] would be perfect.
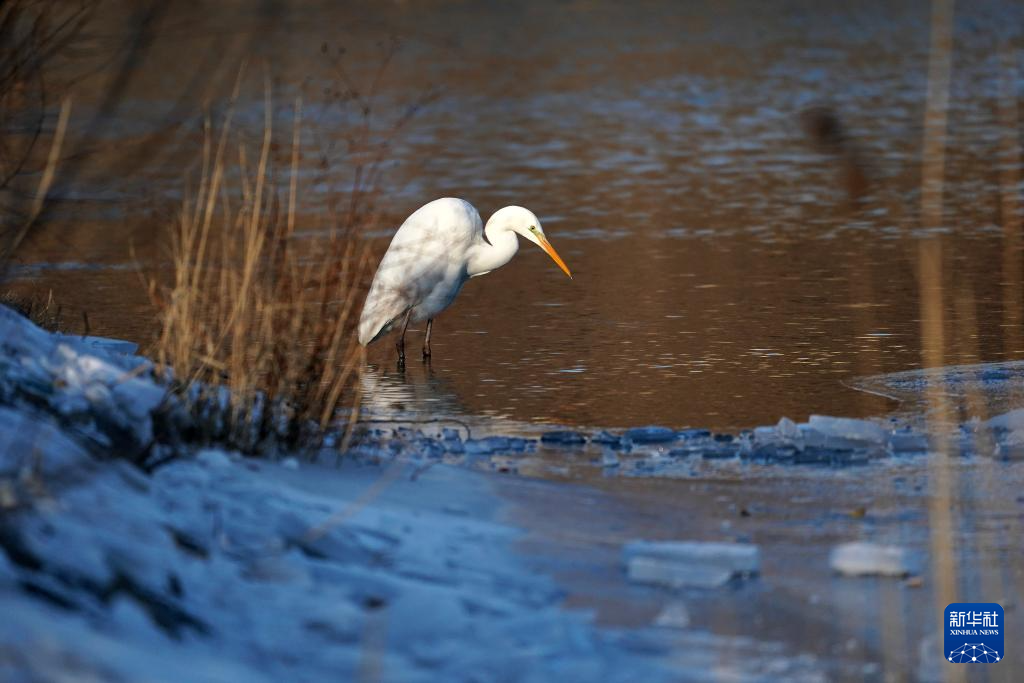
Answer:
[489, 205, 572, 278]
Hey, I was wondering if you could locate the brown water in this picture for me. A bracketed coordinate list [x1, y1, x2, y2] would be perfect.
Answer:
[10, 0, 1024, 431]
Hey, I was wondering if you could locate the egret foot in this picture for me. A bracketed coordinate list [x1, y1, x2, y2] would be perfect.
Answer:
[395, 309, 412, 367]
[422, 319, 433, 360]
[396, 344, 406, 369]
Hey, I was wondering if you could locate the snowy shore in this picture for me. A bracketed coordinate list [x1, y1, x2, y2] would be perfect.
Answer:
[0, 305, 704, 682]
[2, 304, 1021, 681]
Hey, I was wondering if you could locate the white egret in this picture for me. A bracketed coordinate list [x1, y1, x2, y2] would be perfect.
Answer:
[358, 197, 572, 362]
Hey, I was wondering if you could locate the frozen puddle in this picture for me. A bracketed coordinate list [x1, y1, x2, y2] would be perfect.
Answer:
[624, 541, 760, 589]
[850, 360, 1024, 417]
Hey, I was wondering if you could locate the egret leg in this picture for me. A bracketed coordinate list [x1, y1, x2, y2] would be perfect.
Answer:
[423, 319, 433, 359]
[396, 310, 412, 365]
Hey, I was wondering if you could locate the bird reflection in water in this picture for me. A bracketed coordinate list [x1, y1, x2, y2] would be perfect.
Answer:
[359, 361, 468, 424]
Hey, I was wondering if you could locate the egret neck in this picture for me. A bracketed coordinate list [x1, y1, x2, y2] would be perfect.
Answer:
[466, 220, 519, 278]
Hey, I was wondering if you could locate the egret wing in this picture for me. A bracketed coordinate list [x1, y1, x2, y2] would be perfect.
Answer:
[357, 199, 480, 345]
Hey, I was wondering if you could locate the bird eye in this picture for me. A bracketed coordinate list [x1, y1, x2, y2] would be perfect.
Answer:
[529, 226, 537, 232]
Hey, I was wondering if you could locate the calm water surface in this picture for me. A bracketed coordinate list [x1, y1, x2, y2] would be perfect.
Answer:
[12, 0, 1024, 430]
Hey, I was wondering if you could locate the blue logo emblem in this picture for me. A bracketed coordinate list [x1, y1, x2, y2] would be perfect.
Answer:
[944, 603, 1003, 664]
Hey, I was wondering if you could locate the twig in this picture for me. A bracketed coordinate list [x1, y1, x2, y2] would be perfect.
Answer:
[0, 96, 71, 268]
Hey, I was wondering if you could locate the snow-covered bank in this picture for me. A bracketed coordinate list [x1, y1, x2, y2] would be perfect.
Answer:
[0, 306, 693, 681]
[3, 304, 1022, 682]
[1, 454, 694, 681]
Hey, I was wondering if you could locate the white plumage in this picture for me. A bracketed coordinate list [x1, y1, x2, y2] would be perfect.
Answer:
[358, 197, 571, 360]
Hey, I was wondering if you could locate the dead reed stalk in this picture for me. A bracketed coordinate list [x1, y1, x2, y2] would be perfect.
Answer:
[0, 0, 92, 249]
[997, 46, 1022, 360]
[917, 3, 964, 681]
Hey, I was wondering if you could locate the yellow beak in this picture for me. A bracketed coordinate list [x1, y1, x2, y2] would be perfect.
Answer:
[537, 234, 572, 279]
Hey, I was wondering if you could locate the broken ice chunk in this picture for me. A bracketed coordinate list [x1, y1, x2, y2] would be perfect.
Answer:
[982, 409, 1024, 454]
[592, 430, 620, 443]
[803, 415, 887, 450]
[985, 408, 1024, 431]
[623, 540, 760, 589]
[623, 426, 677, 444]
[700, 443, 740, 459]
[748, 417, 805, 459]
[776, 416, 801, 442]
[829, 542, 914, 577]
[463, 436, 512, 455]
[540, 430, 586, 446]
[888, 430, 929, 454]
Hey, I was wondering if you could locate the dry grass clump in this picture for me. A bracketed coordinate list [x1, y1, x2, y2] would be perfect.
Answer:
[152, 40, 434, 456]
[150, 88, 375, 455]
